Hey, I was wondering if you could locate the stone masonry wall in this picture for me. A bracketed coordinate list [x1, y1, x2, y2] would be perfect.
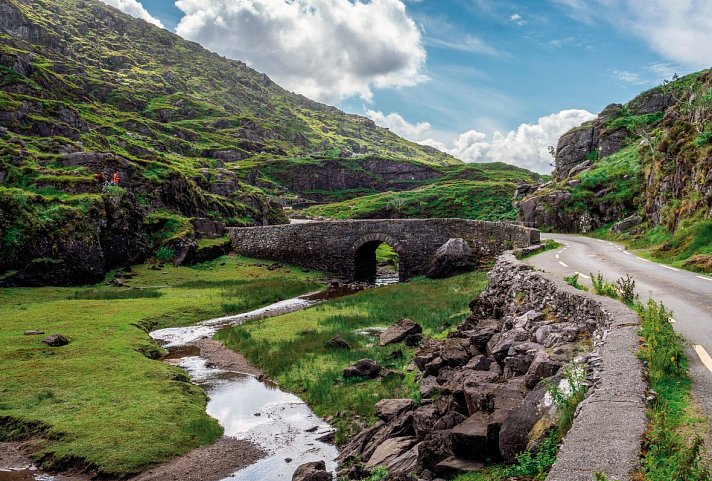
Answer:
[486, 250, 646, 481]
[229, 219, 539, 280]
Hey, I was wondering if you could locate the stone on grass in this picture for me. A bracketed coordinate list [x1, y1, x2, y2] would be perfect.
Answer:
[343, 359, 382, 379]
[379, 319, 422, 346]
[42, 334, 69, 347]
[375, 399, 415, 422]
[325, 336, 350, 349]
[24, 330, 44, 336]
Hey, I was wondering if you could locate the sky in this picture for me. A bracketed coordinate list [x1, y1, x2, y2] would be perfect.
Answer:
[100, 0, 712, 173]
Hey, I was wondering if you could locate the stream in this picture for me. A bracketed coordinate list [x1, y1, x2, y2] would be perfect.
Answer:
[1, 274, 397, 481]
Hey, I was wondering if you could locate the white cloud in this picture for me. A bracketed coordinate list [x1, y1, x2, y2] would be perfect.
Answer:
[367, 109, 596, 173]
[555, 0, 712, 69]
[174, 0, 427, 104]
[365, 110, 432, 140]
[99, 0, 164, 27]
[509, 13, 526, 26]
[613, 69, 648, 85]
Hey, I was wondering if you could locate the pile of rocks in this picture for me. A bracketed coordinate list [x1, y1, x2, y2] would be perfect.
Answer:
[336, 258, 604, 480]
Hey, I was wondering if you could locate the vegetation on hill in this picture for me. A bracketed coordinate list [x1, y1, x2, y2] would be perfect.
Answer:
[0, 255, 321, 476]
[518, 69, 712, 271]
[0, 0, 462, 285]
[299, 162, 543, 220]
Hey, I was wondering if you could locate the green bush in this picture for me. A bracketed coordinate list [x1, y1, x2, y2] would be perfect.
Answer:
[156, 246, 176, 263]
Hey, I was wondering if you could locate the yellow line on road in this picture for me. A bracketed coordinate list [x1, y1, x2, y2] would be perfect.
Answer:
[694, 345, 712, 374]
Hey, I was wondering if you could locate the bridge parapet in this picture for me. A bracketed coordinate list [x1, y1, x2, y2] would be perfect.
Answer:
[229, 219, 539, 281]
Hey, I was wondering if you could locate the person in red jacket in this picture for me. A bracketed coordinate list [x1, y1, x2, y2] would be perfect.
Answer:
[112, 171, 119, 186]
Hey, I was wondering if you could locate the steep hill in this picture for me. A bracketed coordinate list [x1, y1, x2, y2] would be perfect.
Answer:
[0, 0, 458, 286]
[518, 69, 712, 271]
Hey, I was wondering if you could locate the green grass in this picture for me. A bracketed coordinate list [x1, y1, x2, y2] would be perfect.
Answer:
[215, 271, 488, 442]
[303, 180, 520, 221]
[0, 255, 322, 476]
[592, 218, 712, 274]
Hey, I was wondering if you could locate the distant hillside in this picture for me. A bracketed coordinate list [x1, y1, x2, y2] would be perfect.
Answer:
[518, 69, 712, 271]
[0, 0, 458, 286]
[302, 162, 544, 220]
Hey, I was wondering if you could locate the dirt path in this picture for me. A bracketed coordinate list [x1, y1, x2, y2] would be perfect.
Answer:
[129, 437, 266, 481]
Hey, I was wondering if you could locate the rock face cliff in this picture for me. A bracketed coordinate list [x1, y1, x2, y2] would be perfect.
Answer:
[517, 70, 711, 268]
[0, 0, 460, 285]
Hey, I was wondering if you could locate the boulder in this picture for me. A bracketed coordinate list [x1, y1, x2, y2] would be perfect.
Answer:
[343, 359, 382, 379]
[419, 376, 441, 399]
[375, 399, 415, 422]
[611, 214, 642, 234]
[435, 457, 484, 477]
[464, 355, 494, 371]
[291, 460, 331, 481]
[365, 436, 419, 474]
[498, 381, 558, 463]
[24, 330, 44, 336]
[325, 336, 350, 349]
[404, 333, 423, 347]
[465, 319, 499, 351]
[379, 319, 422, 346]
[524, 350, 564, 389]
[425, 238, 475, 279]
[42, 334, 69, 347]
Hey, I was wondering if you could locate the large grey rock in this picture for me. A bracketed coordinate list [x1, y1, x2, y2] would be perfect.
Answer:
[554, 126, 596, 180]
[498, 380, 558, 462]
[379, 318, 422, 346]
[365, 436, 419, 473]
[610, 214, 642, 234]
[375, 399, 414, 422]
[291, 460, 331, 481]
[425, 238, 475, 279]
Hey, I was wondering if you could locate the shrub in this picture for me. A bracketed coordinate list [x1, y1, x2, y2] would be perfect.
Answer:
[564, 273, 587, 290]
[156, 246, 175, 263]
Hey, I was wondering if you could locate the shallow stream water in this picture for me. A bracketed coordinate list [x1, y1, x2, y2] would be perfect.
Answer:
[1, 274, 397, 481]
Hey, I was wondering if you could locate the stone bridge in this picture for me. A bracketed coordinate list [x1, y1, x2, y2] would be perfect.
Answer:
[229, 219, 539, 281]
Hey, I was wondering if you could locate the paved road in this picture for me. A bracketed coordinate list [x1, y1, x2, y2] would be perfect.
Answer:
[527, 233, 712, 430]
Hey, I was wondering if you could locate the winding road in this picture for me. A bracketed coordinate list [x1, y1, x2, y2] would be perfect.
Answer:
[526, 233, 712, 429]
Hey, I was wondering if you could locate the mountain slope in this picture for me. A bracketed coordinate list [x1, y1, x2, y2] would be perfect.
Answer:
[0, 0, 458, 286]
[517, 69, 712, 271]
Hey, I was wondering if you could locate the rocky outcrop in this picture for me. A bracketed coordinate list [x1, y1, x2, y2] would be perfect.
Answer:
[266, 157, 443, 202]
[337, 255, 607, 479]
[610, 214, 642, 234]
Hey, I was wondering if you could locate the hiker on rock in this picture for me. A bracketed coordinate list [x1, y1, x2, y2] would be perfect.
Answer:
[95, 171, 105, 184]
[112, 171, 120, 186]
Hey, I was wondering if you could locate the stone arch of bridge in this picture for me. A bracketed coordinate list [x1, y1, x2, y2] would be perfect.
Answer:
[348, 232, 407, 282]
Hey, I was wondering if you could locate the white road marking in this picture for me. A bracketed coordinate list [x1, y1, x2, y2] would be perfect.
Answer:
[559, 261, 569, 268]
[587, 254, 596, 257]
[670, 318, 677, 324]
[636, 257, 650, 262]
[697, 275, 712, 282]
[555, 254, 560, 259]
[557, 250, 563, 254]
[595, 239, 606, 243]
[658, 264, 679, 272]
[624, 251, 631, 255]
[608, 242, 613, 245]
[575, 272, 591, 279]
[693, 345, 712, 374]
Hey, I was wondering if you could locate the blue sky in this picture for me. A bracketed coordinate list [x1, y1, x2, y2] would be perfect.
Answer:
[103, 0, 711, 172]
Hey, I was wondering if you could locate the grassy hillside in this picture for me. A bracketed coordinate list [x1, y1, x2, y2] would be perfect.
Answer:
[0, 0, 464, 285]
[300, 162, 543, 219]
